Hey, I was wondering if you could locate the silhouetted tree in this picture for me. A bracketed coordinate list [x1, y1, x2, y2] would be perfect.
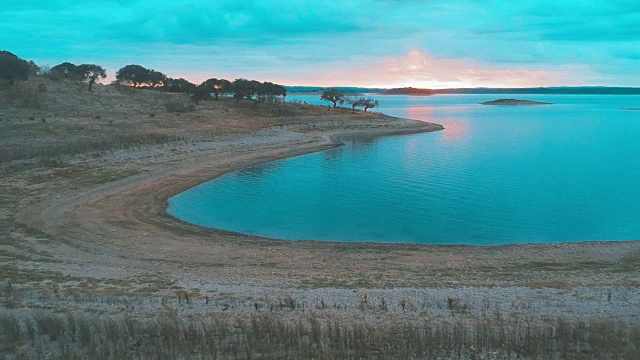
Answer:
[256, 82, 287, 103]
[50, 62, 82, 80]
[268, 82, 287, 100]
[0, 51, 32, 84]
[76, 64, 107, 92]
[201, 78, 232, 99]
[320, 89, 345, 107]
[148, 69, 167, 88]
[164, 78, 197, 94]
[116, 65, 148, 86]
[116, 65, 167, 88]
[232, 79, 258, 102]
[191, 84, 211, 103]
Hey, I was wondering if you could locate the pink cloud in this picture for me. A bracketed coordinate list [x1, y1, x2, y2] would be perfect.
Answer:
[286, 50, 578, 88]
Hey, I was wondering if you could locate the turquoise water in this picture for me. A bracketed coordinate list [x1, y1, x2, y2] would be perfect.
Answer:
[168, 95, 640, 245]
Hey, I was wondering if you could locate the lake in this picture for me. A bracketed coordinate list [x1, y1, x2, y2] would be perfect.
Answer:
[168, 94, 640, 245]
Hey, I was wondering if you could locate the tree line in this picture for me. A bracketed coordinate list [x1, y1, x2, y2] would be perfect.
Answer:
[2, 50, 380, 111]
[320, 89, 379, 112]
[0, 51, 287, 104]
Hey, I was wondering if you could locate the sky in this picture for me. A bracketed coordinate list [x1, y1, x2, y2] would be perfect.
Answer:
[2, 0, 640, 88]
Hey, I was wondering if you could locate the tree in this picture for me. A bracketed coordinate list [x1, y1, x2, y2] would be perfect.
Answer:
[0, 51, 32, 84]
[344, 97, 380, 112]
[201, 78, 231, 100]
[320, 89, 345, 107]
[232, 79, 258, 102]
[360, 98, 379, 112]
[164, 78, 197, 94]
[116, 65, 166, 88]
[148, 70, 167, 88]
[255, 82, 287, 103]
[76, 64, 107, 92]
[345, 96, 359, 110]
[50, 62, 82, 80]
[116, 65, 149, 86]
[190, 84, 211, 103]
[268, 82, 287, 100]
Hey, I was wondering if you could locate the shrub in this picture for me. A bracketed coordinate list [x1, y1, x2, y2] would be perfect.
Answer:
[165, 100, 195, 113]
[190, 85, 211, 103]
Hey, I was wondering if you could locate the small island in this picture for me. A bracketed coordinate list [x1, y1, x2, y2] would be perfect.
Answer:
[481, 99, 552, 105]
[622, 108, 640, 110]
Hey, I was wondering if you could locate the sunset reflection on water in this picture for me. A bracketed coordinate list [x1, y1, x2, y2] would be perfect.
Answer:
[405, 105, 468, 142]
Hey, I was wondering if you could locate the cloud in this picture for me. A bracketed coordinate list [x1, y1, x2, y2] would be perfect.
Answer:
[101, 1, 365, 46]
[283, 50, 575, 88]
[1, 0, 639, 86]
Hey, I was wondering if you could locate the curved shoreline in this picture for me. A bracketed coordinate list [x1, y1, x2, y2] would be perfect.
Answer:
[11, 113, 640, 290]
[161, 119, 447, 239]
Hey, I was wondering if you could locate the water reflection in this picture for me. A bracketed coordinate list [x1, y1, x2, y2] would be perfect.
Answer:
[169, 95, 640, 245]
[405, 106, 469, 142]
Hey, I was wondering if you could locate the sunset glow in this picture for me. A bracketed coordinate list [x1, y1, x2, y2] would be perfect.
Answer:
[2, 1, 639, 87]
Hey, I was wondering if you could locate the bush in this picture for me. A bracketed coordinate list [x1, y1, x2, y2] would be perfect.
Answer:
[165, 100, 195, 113]
[190, 85, 211, 103]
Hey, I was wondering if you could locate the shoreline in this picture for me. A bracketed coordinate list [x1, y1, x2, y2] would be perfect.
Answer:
[161, 118, 447, 233]
[11, 111, 639, 290]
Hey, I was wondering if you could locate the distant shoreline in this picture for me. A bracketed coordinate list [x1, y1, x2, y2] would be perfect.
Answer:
[286, 86, 640, 96]
[481, 99, 552, 106]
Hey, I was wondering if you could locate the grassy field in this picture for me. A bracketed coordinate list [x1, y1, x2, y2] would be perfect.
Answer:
[2, 308, 638, 359]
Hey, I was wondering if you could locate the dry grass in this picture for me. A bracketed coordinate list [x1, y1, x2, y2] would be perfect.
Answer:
[164, 99, 195, 113]
[1, 310, 638, 359]
[4, 82, 47, 109]
[1, 284, 638, 359]
[0, 79, 380, 163]
[0, 133, 187, 162]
